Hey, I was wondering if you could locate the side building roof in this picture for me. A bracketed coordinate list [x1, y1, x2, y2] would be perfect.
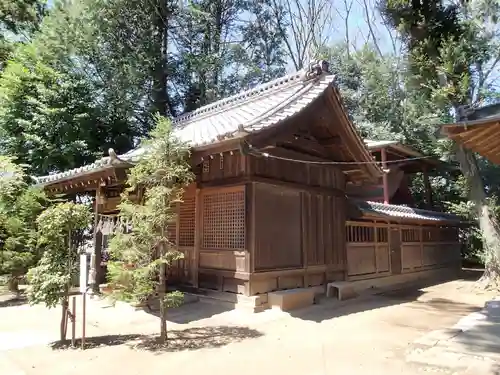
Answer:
[351, 200, 462, 224]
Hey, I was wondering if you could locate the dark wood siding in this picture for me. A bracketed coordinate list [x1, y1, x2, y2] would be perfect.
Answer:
[302, 192, 346, 268]
[253, 182, 346, 272]
[249, 153, 345, 189]
[254, 183, 302, 270]
[200, 153, 245, 182]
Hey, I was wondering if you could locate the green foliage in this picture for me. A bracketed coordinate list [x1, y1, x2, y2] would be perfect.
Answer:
[326, 44, 445, 153]
[0, 156, 47, 279]
[0, 0, 288, 175]
[27, 202, 91, 308]
[0, 0, 46, 35]
[0, 44, 113, 175]
[379, 0, 500, 274]
[0, 0, 46, 69]
[447, 197, 500, 264]
[107, 116, 194, 307]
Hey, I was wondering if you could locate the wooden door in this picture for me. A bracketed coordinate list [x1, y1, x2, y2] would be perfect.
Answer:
[389, 227, 402, 274]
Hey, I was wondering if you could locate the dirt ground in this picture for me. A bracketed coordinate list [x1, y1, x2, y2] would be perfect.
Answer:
[0, 273, 498, 375]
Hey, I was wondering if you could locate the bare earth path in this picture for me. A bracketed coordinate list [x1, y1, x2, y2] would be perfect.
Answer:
[0, 275, 498, 375]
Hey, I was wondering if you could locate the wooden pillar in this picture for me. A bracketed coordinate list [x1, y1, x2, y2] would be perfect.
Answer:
[423, 168, 433, 209]
[90, 186, 102, 293]
[192, 188, 201, 288]
[244, 182, 255, 296]
[381, 148, 390, 204]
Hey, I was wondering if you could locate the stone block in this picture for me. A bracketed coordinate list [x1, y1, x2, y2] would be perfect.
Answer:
[326, 282, 357, 301]
[268, 288, 315, 311]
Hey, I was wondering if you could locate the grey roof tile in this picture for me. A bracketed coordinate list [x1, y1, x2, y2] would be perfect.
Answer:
[354, 200, 461, 223]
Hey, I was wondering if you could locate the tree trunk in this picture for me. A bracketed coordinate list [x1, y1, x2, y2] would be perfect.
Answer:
[151, 0, 170, 116]
[159, 256, 167, 343]
[455, 145, 500, 286]
[7, 276, 19, 295]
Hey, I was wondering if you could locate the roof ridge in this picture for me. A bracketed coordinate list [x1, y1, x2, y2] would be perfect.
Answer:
[172, 60, 330, 127]
[172, 72, 303, 126]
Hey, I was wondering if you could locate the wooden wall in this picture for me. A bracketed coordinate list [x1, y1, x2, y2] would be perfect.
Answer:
[249, 183, 346, 294]
[191, 150, 350, 295]
[346, 222, 390, 279]
[199, 152, 246, 182]
[250, 152, 345, 188]
[346, 221, 460, 280]
[253, 183, 302, 270]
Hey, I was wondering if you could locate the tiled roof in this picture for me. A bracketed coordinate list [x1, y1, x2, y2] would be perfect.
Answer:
[354, 200, 461, 223]
[35, 61, 345, 186]
[364, 139, 425, 159]
[364, 140, 398, 149]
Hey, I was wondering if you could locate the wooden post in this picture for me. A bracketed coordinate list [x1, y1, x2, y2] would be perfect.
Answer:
[82, 292, 86, 350]
[381, 148, 389, 204]
[192, 188, 201, 288]
[90, 186, 102, 294]
[423, 167, 433, 209]
[71, 296, 76, 347]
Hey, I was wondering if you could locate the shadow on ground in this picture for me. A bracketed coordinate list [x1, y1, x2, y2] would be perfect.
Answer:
[449, 298, 500, 358]
[0, 294, 28, 308]
[291, 269, 484, 323]
[459, 267, 485, 281]
[142, 297, 235, 324]
[50, 326, 263, 353]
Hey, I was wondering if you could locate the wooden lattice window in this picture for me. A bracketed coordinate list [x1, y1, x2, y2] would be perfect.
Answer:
[166, 221, 177, 245]
[179, 197, 195, 247]
[346, 224, 374, 243]
[402, 228, 420, 242]
[376, 227, 388, 243]
[202, 189, 245, 249]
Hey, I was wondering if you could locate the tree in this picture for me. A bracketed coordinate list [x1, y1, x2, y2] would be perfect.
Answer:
[0, 45, 118, 175]
[0, 156, 47, 292]
[0, 0, 161, 174]
[379, 0, 500, 285]
[0, 0, 46, 69]
[268, 0, 335, 69]
[27, 202, 91, 342]
[106, 115, 194, 343]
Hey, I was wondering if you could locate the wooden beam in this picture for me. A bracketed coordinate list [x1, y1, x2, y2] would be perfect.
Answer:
[475, 138, 500, 156]
[192, 188, 200, 288]
[461, 123, 499, 147]
[323, 89, 380, 181]
[317, 135, 343, 146]
[276, 139, 330, 160]
[190, 138, 241, 165]
[449, 126, 483, 140]
[381, 148, 389, 204]
[90, 185, 102, 294]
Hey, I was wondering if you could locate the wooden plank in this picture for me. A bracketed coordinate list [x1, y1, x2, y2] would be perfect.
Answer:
[251, 264, 345, 280]
[301, 192, 308, 268]
[253, 183, 302, 270]
[460, 124, 499, 146]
